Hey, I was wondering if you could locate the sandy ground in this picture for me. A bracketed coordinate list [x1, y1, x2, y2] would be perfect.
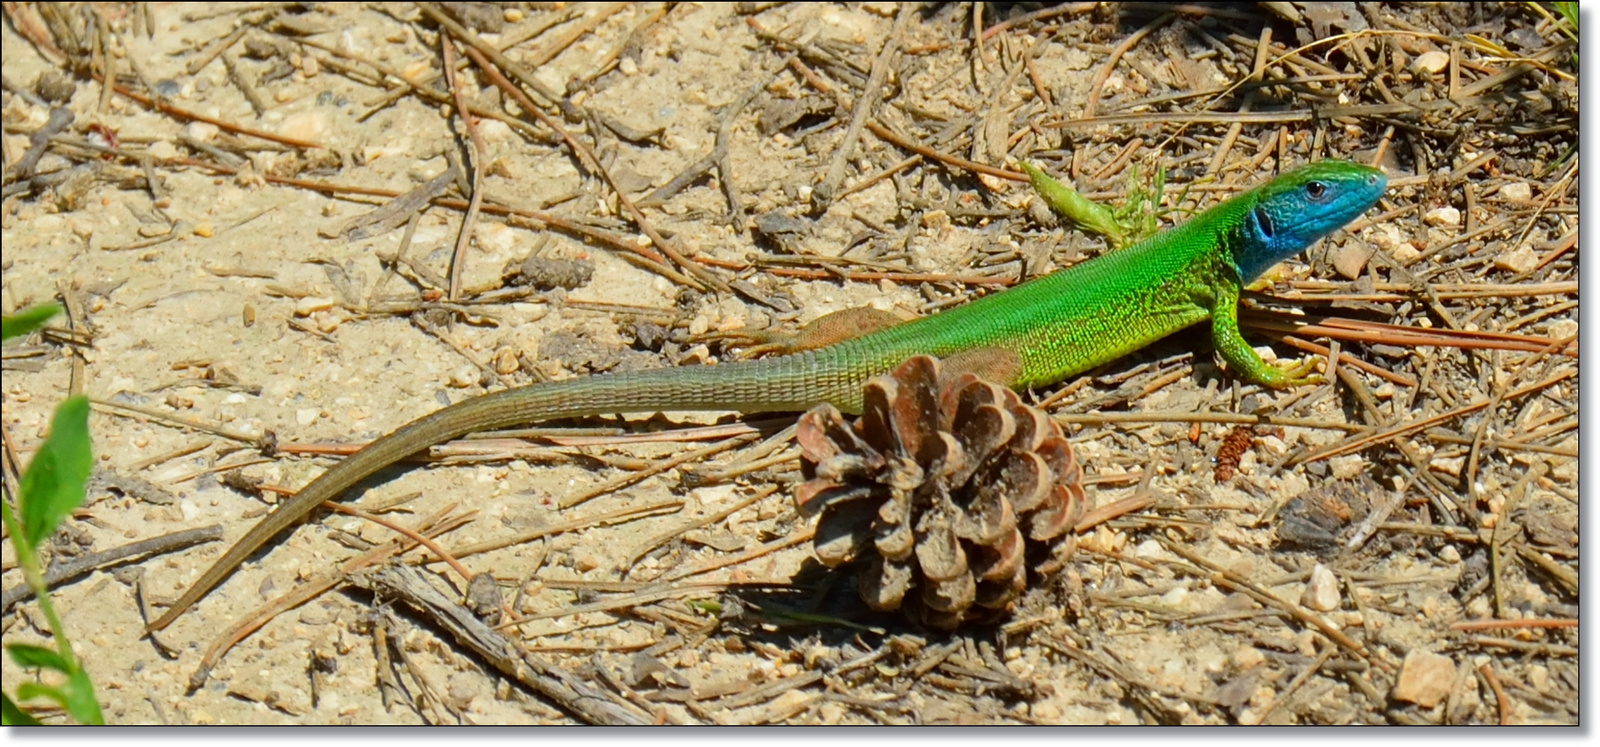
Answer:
[1, 3, 1578, 725]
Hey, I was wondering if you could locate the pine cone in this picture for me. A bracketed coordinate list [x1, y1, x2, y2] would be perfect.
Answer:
[795, 355, 1088, 629]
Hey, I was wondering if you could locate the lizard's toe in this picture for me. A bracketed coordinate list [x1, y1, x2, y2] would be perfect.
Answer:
[1276, 357, 1323, 387]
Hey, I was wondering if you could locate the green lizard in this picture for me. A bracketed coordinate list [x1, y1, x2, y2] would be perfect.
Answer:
[148, 160, 1386, 632]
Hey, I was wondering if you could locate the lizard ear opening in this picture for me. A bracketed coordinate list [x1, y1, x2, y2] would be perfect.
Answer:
[1251, 204, 1276, 239]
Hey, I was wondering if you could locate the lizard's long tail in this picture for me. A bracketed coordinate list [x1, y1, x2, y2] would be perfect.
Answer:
[147, 350, 872, 631]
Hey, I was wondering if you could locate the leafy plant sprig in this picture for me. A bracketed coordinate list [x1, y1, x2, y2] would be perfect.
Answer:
[2, 304, 104, 725]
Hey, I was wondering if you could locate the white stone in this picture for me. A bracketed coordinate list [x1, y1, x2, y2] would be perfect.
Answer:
[1302, 564, 1341, 612]
[1328, 455, 1365, 479]
[1133, 539, 1167, 560]
[474, 221, 517, 253]
[294, 296, 336, 316]
[1498, 182, 1532, 202]
[183, 121, 220, 142]
[1412, 50, 1450, 74]
[1493, 244, 1539, 274]
[1424, 206, 1461, 227]
[277, 110, 329, 143]
[1547, 318, 1578, 341]
[448, 365, 478, 388]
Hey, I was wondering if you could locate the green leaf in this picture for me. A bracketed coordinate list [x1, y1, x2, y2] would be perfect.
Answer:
[1556, 1, 1577, 33]
[2, 692, 42, 726]
[14, 683, 70, 711]
[1, 304, 61, 343]
[61, 669, 104, 725]
[6, 643, 71, 673]
[18, 396, 94, 549]
[3, 652, 103, 724]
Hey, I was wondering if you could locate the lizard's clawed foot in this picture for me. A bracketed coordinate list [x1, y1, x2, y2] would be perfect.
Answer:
[1265, 356, 1324, 388]
[698, 328, 790, 359]
[1239, 355, 1324, 388]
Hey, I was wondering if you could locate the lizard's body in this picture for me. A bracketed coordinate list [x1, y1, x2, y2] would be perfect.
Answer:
[149, 161, 1386, 631]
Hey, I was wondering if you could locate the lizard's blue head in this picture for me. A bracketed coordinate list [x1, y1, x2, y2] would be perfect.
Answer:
[1232, 161, 1387, 282]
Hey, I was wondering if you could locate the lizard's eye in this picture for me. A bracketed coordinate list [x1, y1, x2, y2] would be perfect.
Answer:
[1305, 181, 1329, 201]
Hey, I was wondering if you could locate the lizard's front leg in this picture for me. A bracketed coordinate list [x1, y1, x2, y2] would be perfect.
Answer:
[1209, 282, 1321, 388]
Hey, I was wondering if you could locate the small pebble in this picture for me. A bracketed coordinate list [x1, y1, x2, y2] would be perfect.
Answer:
[572, 549, 602, 572]
[299, 605, 334, 626]
[1329, 242, 1370, 280]
[446, 677, 482, 713]
[1233, 645, 1266, 671]
[1412, 50, 1450, 74]
[1390, 242, 1422, 263]
[278, 110, 329, 142]
[295, 296, 336, 316]
[1031, 700, 1062, 721]
[35, 70, 75, 103]
[1424, 206, 1461, 227]
[1527, 665, 1549, 692]
[1368, 223, 1405, 251]
[1467, 596, 1492, 618]
[493, 347, 520, 375]
[1392, 650, 1456, 708]
[448, 365, 478, 388]
[1499, 182, 1532, 202]
[1328, 455, 1365, 480]
[1295, 631, 1317, 657]
[1548, 318, 1577, 340]
[183, 121, 220, 142]
[1302, 564, 1341, 612]
[1133, 539, 1167, 560]
[478, 118, 515, 143]
[1493, 244, 1539, 274]
[152, 78, 183, 99]
[474, 221, 517, 253]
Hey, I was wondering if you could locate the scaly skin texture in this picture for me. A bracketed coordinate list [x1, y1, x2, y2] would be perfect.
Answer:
[148, 161, 1386, 632]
